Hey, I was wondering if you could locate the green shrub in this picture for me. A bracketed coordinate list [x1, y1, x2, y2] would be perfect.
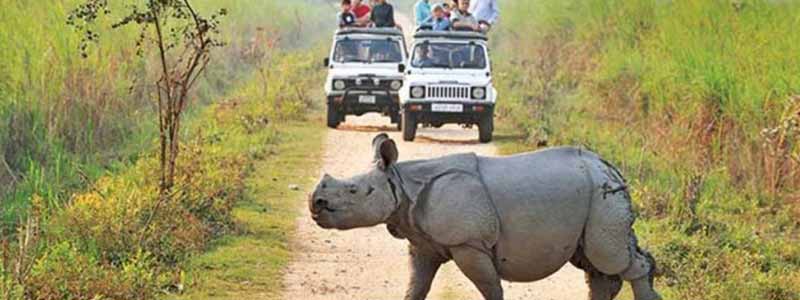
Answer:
[0, 265, 24, 300]
[26, 242, 168, 300]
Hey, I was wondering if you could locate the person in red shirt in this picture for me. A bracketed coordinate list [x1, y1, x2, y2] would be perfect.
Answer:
[351, 0, 372, 27]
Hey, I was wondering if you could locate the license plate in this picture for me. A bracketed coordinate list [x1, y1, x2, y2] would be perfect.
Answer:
[431, 103, 463, 112]
[359, 95, 376, 104]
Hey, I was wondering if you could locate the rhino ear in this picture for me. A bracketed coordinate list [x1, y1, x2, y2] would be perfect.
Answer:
[372, 133, 398, 171]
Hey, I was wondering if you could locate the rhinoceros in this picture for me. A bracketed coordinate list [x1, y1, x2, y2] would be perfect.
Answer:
[309, 134, 661, 300]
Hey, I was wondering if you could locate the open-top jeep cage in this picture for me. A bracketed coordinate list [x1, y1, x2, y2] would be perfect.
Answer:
[323, 27, 409, 129]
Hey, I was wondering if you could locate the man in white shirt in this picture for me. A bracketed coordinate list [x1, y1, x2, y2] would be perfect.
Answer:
[469, 0, 499, 30]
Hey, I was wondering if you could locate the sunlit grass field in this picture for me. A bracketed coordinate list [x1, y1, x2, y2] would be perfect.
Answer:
[0, 0, 331, 226]
[494, 1, 800, 299]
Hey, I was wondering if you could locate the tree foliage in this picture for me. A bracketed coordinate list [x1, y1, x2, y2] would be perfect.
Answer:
[67, 0, 226, 201]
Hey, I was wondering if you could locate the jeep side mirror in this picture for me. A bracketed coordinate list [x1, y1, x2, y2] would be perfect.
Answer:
[398, 64, 406, 73]
[323, 57, 330, 67]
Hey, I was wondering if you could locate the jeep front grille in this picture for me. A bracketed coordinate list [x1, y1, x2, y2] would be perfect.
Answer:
[427, 86, 471, 101]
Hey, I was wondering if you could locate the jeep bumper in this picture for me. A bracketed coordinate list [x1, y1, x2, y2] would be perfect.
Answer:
[328, 88, 400, 117]
[402, 101, 494, 125]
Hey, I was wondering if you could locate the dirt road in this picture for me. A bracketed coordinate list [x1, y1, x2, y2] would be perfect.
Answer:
[281, 114, 589, 299]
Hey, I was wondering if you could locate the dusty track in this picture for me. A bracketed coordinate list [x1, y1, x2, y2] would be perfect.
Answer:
[281, 114, 589, 299]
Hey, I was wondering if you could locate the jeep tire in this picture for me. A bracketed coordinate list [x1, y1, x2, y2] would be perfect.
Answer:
[478, 114, 493, 143]
[402, 111, 417, 141]
[327, 103, 341, 129]
[391, 111, 402, 131]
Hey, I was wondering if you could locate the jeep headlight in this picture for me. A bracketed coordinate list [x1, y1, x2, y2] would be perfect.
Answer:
[390, 80, 403, 91]
[472, 87, 487, 100]
[333, 80, 346, 90]
[411, 86, 426, 98]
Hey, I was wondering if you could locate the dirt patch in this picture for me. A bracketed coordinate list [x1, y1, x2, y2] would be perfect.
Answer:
[414, 135, 481, 145]
[336, 123, 398, 133]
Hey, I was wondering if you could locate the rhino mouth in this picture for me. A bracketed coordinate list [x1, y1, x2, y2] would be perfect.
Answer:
[311, 207, 338, 221]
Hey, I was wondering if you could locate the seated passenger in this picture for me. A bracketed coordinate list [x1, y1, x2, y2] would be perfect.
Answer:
[414, 45, 438, 68]
[422, 4, 451, 31]
[338, 0, 357, 28]
[351, 0, 372, 27]
[450, 0, 480, 32]
[370, 0, 397, 28]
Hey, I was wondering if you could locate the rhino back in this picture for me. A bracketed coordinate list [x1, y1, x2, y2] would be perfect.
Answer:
[478, 147, 595, 282]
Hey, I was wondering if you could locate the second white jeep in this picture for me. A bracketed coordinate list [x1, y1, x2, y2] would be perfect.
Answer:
[399, 30, 497, 143]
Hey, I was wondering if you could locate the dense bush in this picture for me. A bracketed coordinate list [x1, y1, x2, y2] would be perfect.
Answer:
[494, 0, 800, 299]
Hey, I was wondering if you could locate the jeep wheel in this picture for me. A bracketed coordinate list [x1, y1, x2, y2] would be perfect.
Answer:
[402, 111, 417, 141]
[327, 104, 341, 129]
[391, 111, 402, 131]
[478, 115, 493, 143]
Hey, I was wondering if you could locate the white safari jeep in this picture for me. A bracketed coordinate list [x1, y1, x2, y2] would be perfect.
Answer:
[323, 28, 408, 129]
[399, 30, 497, 143]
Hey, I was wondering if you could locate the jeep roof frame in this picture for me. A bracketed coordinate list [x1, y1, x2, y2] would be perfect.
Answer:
[336, 27, 405, 37]
[412, 30, 488, 42]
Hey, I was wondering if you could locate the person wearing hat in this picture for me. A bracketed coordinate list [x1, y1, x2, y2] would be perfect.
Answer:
[422, 4, 451, 31]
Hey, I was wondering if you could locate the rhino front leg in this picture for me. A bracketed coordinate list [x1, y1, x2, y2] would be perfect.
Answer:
[405, 246, 445, 300]
[451, 246, 503, 300]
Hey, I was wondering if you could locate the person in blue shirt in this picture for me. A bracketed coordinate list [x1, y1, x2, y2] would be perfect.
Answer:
[422, 4, 451, 31]
[414, 0, 431, 26]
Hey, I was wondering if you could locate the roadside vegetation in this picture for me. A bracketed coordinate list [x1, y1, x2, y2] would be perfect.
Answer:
[494, 1, 800, 299]
[1, 0, 328, 299]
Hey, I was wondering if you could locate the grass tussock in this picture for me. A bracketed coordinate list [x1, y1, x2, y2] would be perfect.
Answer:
[494, 0, 800, 299]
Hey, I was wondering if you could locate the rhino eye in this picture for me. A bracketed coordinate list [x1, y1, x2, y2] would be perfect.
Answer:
[349, 185, 358, 194]
[366, 186, 375, 196]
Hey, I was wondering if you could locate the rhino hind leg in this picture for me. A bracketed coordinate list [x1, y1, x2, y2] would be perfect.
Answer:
[620, 239, 661, 300]
[582, 160, 661, 300]
[570, 248, 622, 300]
[588, 273, 623, 300]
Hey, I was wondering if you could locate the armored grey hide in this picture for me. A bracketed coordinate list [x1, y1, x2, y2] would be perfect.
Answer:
[311, 134, 662, 300]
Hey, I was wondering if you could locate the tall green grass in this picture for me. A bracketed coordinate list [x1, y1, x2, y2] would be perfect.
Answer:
[0, 0, 148, 225]
[1, 0, 332, 297]
[495, 0, 800, 299]
[0, 0, 332, 227]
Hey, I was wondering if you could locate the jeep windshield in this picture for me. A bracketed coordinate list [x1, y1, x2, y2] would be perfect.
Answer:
[333, 38, 403, 64]
[411, 42, 487, 69]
